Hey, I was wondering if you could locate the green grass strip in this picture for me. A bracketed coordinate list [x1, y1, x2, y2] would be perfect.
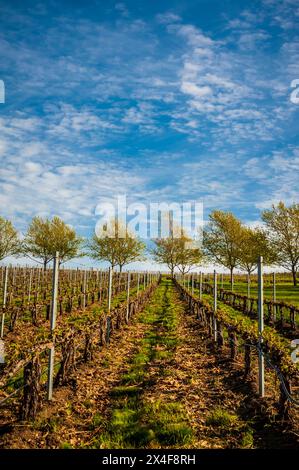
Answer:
[90, 278, 194, 449]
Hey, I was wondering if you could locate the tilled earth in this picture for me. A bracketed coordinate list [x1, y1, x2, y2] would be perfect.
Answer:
[0, 279, 298, 449]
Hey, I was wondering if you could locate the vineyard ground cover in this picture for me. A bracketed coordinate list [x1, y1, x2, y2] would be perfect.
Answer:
[0, 326, 145, 448]
[0, 286, 155, 448]
[188, 283, 299, 395]
[1, 282, 146, 371]
[214, 280, 299, 307]
[1, 277, 298, 449]
[92, 278, 193, 449]
[200, 292, 299, 389]
[0, 280, 150, 428]
[0, 268, 147, 347]
[176, 280, 299, 416]
[201, 292, 292, 347]
[0, 284, 144, 400]
[190, 282, 299, 341]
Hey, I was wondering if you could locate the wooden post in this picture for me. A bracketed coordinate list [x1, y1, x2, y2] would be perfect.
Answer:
[229, 331, 238, 360]
[258, 256, 265, 398]
[106, 316, 111, 344]
[21, 356, 41, 420]
[244, 343, 251, 378]
[0, 266, 8, 338]
[47, 252, 59, 401]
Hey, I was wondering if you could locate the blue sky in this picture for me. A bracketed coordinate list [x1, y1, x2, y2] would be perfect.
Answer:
[0, 0, 299, 267]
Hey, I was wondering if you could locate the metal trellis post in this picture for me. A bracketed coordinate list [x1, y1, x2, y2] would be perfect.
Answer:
[213, 270, 217, 342]
[258, 256, 265, 398]
[0, 266, 8, 339]
[199, 271, 203, 300]
[273, 272, 276, 322]
[47, 252, 59, 401]
[126, 272, 130, 322]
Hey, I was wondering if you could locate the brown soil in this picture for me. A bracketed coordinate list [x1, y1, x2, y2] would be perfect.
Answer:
[1, 280, 298, 449]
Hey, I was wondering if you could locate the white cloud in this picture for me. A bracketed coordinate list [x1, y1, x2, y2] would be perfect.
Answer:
[181, 82, 212, 98]
[156, 12, 181, 24]
[176, 24, 216, 47]
[244, 147, 299, 208]
[238, 31, 270, 49]
[0, 2, 298, 244]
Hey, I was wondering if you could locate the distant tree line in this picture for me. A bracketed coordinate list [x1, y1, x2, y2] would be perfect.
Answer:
[0, 201, 298, 286]
[202, 202, 298, 287]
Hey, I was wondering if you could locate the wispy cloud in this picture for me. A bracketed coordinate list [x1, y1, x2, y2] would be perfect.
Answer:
[0, 0, 298, 241]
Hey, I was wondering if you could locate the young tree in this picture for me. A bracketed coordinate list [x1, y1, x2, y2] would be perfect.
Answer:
[116, 236, 146, 272]
[176, 235, 203, 275]
[23, 217, 52, 269]
[88, 235, 119, 270]
[24, 216, 82, 269]
[50, 217, 83, 265]
[88, 219, 145, 271]
[0, 216, 21, 261]
[237, 227, 275, 276]
[151, 237, 179, 276]
[203, 211, 244, 289]
[152, 225, 203, 276]
[262, 202, 299, 286]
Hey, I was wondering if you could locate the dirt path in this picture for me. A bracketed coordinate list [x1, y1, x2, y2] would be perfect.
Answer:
[86, 278, 298, 449]
[1, 278, 298, 449]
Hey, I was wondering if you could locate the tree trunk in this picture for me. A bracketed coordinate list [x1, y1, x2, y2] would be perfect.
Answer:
[247, 271, 251, 299]
[43, 259, 47, 271]
[119, 264, 123, 272]
[292, 266, 297, 287]
[230, 267, 234, 291]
